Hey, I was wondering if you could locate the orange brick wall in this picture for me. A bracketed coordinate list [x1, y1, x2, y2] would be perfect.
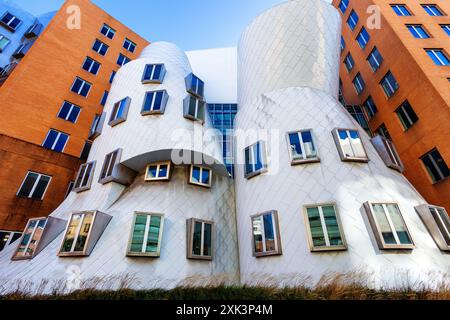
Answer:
[333, 0, 450, 211]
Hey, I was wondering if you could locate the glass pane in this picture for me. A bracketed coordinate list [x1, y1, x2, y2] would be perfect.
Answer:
[301, 131, 317, 158]
[68, 107, 80, 123]
[61, 214, 82, 252]
[188, 97, 196, 117]
[153, 65, 161, 80]
[245, 147, 252, 175]
[307, 207, 326, 247]
[75, 165, 86, 189]
[192, 222, 202, 256]
[252, 216, 263, 253]
[53, 134, 68, 152]
[263, 213, 276, 252]
[372, 204, 396, 244]
[431, 149, 450, 179]
[201, 169, 210, 185]
[289, 133, 302, 160]
[146, 216, 161, 253]
[43, 130, 58, 149]
[322, 206, 343, 246]
[143, 65, 153, 80]
[0, 232, 10, 251]
[74, 213, 93, 252]
[18, 172, 38, 197]
[143, 92, 154, 112]
[81, 163, 93, 187]
[338, 130, 353, 157]
[191, 166, 201, 183]
[147, 165, 158, 179]
[158, 165, 168, 178]
[203, 223, 212, 256]
[254, 143, 264, 171]
[386, 204, 412, 245]
[17, 220, 37, 254]
[107, 151, 118, 177]
[26, 219, 46, 256]
[349, 130, 365, 158]
[31, 175, 50, 199]
[153, 92, 163, 110]
[130, 214, 147, 252]
[59, 102, 71, 119]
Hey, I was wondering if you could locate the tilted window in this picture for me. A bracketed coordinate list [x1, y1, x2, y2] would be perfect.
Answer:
[303, 204, 347, 252]
[82, 57, 101, 75]
[347, 10, 359, 31]
[92, 39, 108, 56]
[251, 211, 282, 257]
[420, 148, 449, 183]
[371, 135, 404, 172]
[99, 149, 121, 184]
[24, 23, 42, 38]
[415, 204, 450, 252]
[189, 165, 212, 188]
[407, 25, 430, 39]
[422, 4, 444, 16]
[141, 90, 169, 115]
[73, 161, 96, 193]
[332, 128, 369, 162]
[42, 129, 69, 152]
[109, 97, 131, 126]
[88, 112, 106, 140]
[100, 24, 115, 39]
[244, 141, 268, 179]
[380, 71, 399, 98]
[187, 218, 214, 260]
[356, 27, 370, 49]
[58, 101, 81, 123]
[12, 42, 32, 59]
[71, 77, 92, 97]
[17, 171, 51, 200]
[123, 38, 136, 53]
[338, 0, 348, 14]
[396, 100, 418, 130]
[287, 130, 319, 165]
[100, 90, 109, 106]
[426, 49, 450, 66]
[145, 161, 171, 181]
[183, 94, 205, 123]
[344, 53, 354, 72]
[117, 53, 131, 67]
[0, 231, 21, 252]
[352, 72, 365, 95]
[391, 4, 411, 16]
[185, 73, 205, 98]
[0, 34, 10, 52]
[127, 213, 164, 257]
[0, 12, 22, 31]
[59, 211, 112, 257]
[364, 202, 414, 250]
[367, 47, 383, 72]
[142, 64, 166, 84]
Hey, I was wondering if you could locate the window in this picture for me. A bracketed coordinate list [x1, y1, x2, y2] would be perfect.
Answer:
[415, 204, 450, 251]
[244, 141, 268, 179]
[338, 0, 348, 14]
[364, 202, 414, 249]
[142, 64, 166, 84]
[92, 39, 109, 56]
[57, 101, 81, 123]
[376, 123, 392, 140]
[127, 213, 164, 257]
[367, 47, 383, 72]
[141, 90, 169, 115]
[88, 113, 106, 140]
[363, 96, 378, 119]
[371, 135, 404, 172]
[380, 71, 399, 98]
[426, 49, 450, 66]
[347, 10, 359, 31]
[252, 211, 282, 257]
[0, 34, 10, 52]
[391, 4, 411, 16]
[185, 73, 205, 98]
[189, 165, 212, 188]
[340, 36, 346, 53]
[12, 218, 47, 260]
[12, 42, 31, 59]
[420, 148, 449, 183]
[59, 211, 111, 257]
[100, 24, 115, 39]
[80, 141, 92, 160]
[187, 218, 214, 260]
[109, 70, 116, 83]
[352, 73, 365, 95]
[73, 161, 96, 192]
[145, 162, 171, 181]
[71, 77, 92, 97]
[17, 172, 51, 200]
[123, 38, 136, 53]
[183, 95, 205, 123]
[109, 97, 131, 126]
[345, 105, 371, 135]
[441, 25, 450, 36]
[65, 181, 74, 199]
[42, 129, 69, 152]
[0, 231, 21, 252]
[82, 57, 101, 75]
[356, 27, 370, 49]
[396, 100, 418, 130]
[99, 149, 121, 184]
[100, 91, 108, 106]
[344, 53, 354, 72]
[332, 128, 369, 162]
[407, 25, 430, 39]
[24, 23, 42, 39]
[304, 204, 346, 252]
[0, 12, 22, 31]
[422, 5, 444, 17]
[117, 53, 131, 66]
[287, 130, 319, 164]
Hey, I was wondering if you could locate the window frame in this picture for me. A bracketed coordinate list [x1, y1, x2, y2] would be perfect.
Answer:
[117, 53, 131, 67]
[100, 23, 115, 39]
[57, 101, 81, 123]
[73, 161, 96, 193]
[11, 217, 47, 260]
[407, 24, 430, 39]
[364, 201, 415, 250]
[126, 212, 164, 257]
[141, 64, 166, 84]
[185, 73, 205, 99]
[244, 141, 268, 179]
[425, 48, 450, 66]
[145, 161, 172, 181]
[367, 47, 383, 72]
[251, 210, 282, 258]
[380, 71, 399, 98]
[441, 25, 450, 36]
[395, 100, 418, 131]
[352, 72, 365, 95]
[123, 38, 136, 53]
[303, 203, 347, 252]
[420, 148, 449, 184]
[390, 4, 412, 17]
[356, 27, 370, 49]
[0, 12, 22, 32]
[183, 94, 206, 124]
[416, 204, 450, 251]
[346, 10, 359, 31]
[141, 90, 169, 115]
[371, 135, 404, 172]
[88, 112, 106, 140]
[58, 211, 96, 257]
[344, 52, 355, 72]
[189, 165, 212, 188]
[332, 128, 369, 163]
[70, 77, 92, 97]
[186, 218, 214, 261]
[99, 149, 122, 184]
[82, 56, 101, 75]
[0, 34, 10, 52]
[421, 4, 444, 17]
[286, 129, 320, 165]
[42, 129, 70, 152]
[16, 171, 52, 200]
[109, 97, 131, 127]
[92, 39, 109, 56]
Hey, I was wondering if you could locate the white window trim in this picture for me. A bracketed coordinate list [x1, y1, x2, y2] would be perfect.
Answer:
[58, 101, 81, 123]
[286, 129, 320, 165]
[58, 211, 96, 256]
[82, 57, 101, 75]
[12, 217, 47, 260]
[101, 24, 115, 38]
[71, 77, 92, 97]
[332, 128, 369, 162]
[251, 210, 282, 257]
[245, 141, 268, 179]
[187, 218, 214, 260]
[145, 161, 172, 181]
[92, 39, 108, 55]
[189, 165, 212, 188]
[408, 25, 428, 39]
[42, 129, 69, 152]
[16, 171, 52, 200]
[126, 212, 164, 257]
[427, 49, 449, 66]
[303, 203, 347, 252]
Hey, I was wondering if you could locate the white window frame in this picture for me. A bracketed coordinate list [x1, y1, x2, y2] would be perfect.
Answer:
[126, 212, 164, 257]
[145, 161, 172, 181]
[57, 101, 81, 123]
[416, 204, 450, 251]
[186, 218, 214, 260]
[100, 24, 115, 39]
[71, 77, 92, 97]
[82, 57, 101, 75]
[141, 64, 166, 84]
[42, 129, 69, 152]
[244, 141, 268, 179]
[73, 161, 96, 193]
[332, 128, 369, 162]
[16, 171, 52, 200]
[58, 211, 96, 257]
[382, 136, 403, 172]
[12, 217, 47, 260]
[286, 129, 320, 165]
[303, 203, 347, 252]
[141, 90, 168, 115]
[92, 39, 108, 55]
[189, 165, 212, 188]
[251, 210, 282, 257]
[364, 201, 415, 250]
[123, 38, 136, 53]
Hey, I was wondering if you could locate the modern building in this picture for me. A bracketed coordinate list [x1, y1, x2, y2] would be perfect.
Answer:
[1, 0, 450, 293]
[0, 0, 149, 249]
[333, 0, 450, 212]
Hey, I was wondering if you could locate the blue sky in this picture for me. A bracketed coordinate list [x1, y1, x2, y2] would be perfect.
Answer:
[16, 0, 288, 50]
